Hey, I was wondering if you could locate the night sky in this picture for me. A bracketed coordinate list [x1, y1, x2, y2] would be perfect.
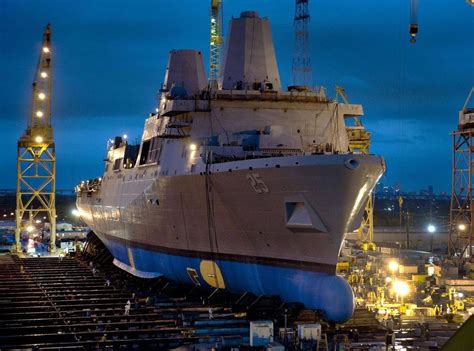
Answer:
[1, 0, 473, 192]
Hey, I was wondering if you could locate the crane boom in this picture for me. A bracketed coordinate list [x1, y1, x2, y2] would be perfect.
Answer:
[31, 24, 52, 129]
[209, 0, 223, 86]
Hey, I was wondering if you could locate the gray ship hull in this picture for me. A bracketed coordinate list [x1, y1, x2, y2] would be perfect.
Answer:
[77, 154, 384, 321]
[78, 154, 382, 269]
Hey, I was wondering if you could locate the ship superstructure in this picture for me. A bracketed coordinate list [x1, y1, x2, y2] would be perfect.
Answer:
[76, 11, 385, 322]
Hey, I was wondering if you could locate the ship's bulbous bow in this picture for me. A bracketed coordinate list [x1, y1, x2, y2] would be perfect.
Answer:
[311, 275, 354, 323]
[274, 271, 354, 323]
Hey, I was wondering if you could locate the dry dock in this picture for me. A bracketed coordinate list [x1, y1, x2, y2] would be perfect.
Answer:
[0, 233, 470, 350]
[0, 237, 256, 349]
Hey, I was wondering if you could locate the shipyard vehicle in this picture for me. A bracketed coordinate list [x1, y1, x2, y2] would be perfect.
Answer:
[76, 11, 385, 323]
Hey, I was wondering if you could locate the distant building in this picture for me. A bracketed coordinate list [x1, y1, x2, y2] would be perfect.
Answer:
[428, 185, 434, 195]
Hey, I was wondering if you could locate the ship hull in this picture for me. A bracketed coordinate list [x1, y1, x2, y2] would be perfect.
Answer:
[99, 232, 355, 323]
[77, 154, 384, 322]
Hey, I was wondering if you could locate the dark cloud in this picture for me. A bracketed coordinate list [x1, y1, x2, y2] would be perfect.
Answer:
[0, 0, 472, 192]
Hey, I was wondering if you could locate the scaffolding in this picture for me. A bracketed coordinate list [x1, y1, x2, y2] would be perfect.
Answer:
[14, 24, 56, 253]
[336, 86, 375, 250]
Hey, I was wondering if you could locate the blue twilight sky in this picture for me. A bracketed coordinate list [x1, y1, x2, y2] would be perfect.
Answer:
[0, 0, 473, 192]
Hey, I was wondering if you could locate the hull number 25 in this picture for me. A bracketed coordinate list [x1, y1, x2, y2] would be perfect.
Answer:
[246, 173, 269, 194]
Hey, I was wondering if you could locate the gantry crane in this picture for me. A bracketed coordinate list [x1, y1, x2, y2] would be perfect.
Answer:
[209, 0, 223, 87]
[14, 24, 56, 253]
[336, 86, 375, 251]
[449, 87, 474, 260]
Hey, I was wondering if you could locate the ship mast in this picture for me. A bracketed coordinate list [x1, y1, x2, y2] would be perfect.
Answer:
[15, 24, 57, 253]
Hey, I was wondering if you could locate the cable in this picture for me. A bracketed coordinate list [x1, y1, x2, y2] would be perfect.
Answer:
[204, 151, 221, 288]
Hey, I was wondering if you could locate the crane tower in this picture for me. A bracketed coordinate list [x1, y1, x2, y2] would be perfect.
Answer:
[209, 0, 223, 86]
[449, 87, 474, 259]
[14, 24, 57, 253]
[292, 0, 312, 87]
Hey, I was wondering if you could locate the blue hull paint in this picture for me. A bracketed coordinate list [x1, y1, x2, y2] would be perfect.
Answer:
[101, 236, 354, 323]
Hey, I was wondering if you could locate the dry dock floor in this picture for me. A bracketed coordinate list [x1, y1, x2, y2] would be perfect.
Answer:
[0, 235, 465, 350]
[0, 253, 251, 349]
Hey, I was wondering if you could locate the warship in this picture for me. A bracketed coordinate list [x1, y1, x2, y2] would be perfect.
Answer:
[76, 11, 385, 322]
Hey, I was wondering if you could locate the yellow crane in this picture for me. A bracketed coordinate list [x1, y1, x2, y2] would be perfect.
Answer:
[336, 85, 375, 251]
[14, 24, 56, 253]
[209, 0, 223, 87]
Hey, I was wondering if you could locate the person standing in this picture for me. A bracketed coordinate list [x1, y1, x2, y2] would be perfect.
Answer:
[208, 307, 214, 319]
[124, 300, 131, 316]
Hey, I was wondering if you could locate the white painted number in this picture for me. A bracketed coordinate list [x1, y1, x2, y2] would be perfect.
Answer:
[246, 173, 269, 194]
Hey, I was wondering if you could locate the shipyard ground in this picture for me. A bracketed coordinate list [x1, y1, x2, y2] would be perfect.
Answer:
[0, 234, 472, 350]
